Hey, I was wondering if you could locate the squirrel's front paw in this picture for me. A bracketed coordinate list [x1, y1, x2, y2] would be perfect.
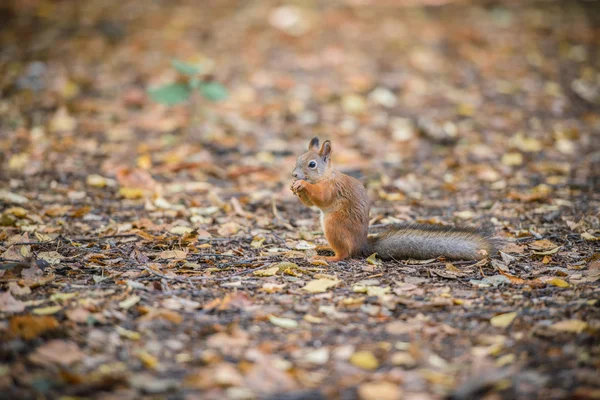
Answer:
[291, 180, 307, 193]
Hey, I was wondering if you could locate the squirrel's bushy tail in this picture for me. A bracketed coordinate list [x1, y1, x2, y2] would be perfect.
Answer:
[365, 224, 497, 261]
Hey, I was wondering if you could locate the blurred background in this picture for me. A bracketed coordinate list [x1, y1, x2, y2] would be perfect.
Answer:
[0, 0, 598, 220]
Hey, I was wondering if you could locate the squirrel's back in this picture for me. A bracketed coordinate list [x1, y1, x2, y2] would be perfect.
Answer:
[366, 224, 496, 261]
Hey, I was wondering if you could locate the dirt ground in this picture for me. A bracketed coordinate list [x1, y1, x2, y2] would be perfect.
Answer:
[0, 1, 599, 399]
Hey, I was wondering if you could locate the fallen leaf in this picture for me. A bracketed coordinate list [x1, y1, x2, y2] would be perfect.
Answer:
[29, 340, 84, 366]
[529, 239, 558, 251]
[0, 291, 26, 313]
[302, 278, 339, 293]
[350, 350, 379, 370]
[268, 315, 298, 329]
[547, 278, 569, 288]
[366, 253, 380, 265]
[358, 381, 402, 400]
[32, 305, 62, 315]
[158, 250, 187, 260]
[8, 282, 31, 297]
[549, 319, 588, 333]
[38, 251, 64, 265]
[295, 240, 316, 250]
[116, 326, 141, 340]
[66, 307, 91, 323]
[119, 295, 141, 309]
[0, 190, 29, 204]
[254, 266, 280, 277]
[581, 232, 598, 241]
[302, 348, 329, 365]
[170, 225, 194, 235]
[490, 312, 517, 328]
[50, 292, 77, 302]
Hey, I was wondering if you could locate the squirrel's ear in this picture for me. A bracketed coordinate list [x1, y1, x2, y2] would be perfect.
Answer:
[308, 137, 320, 151]
[319, 140, 332, 161]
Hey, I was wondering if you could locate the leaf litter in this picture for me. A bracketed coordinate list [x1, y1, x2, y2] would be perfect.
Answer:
[0, 1, 599, 399]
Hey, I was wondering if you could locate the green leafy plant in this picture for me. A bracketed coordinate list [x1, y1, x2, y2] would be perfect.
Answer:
[148, 59, 228, 106]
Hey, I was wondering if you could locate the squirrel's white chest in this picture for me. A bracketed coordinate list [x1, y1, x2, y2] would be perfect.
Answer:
[319, 210, 326, 234]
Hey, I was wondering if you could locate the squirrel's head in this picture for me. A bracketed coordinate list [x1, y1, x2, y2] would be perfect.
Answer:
[292, 137, 332, 183]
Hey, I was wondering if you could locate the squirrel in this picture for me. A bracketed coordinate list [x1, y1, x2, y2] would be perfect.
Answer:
[290, 137, 496, 262]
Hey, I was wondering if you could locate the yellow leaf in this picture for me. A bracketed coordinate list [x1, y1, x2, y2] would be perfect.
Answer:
[310, 259, 329, 266]
[268, 315, 298, 329]
[490, 312, 517, 328]
[253, 267, 280, 277]
[119, 295, 141, 310]
[86, 174, 116, 188]
[501, 152, 523, 166]
[136, 350, 159, 369]
[303, 314, 323, 324]
[548, 278, 569, 288]
[549, 319, 588, 333]
[50, 292, 77, 302]
[542, 255, 552, 264]
[366, 253, 380, 265]
[116, 326, 140, 340]
[119, 187, 145, 199]
[302, 278, 338, 294]
[495, 354, 515, 367]
[32, 305, 62, 315]
[251, 237, 265, 248]
[5, 207, 28, 218]
[350, 351, 379, 370]
[137, 154, 152, 170]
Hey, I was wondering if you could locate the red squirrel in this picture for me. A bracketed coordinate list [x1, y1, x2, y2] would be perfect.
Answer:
[291, 137, 495, 262]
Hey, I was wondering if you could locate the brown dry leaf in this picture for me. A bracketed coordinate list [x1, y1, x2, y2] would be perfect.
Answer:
[115, 167, 158, 191]
[158, 250, 187, 260]
[244, 357, 299, 394]
[66, 307, 91, 323]
[10, 315, 59, 339]
[581, 232, 599, 241]
[139, 308, 183, 324]
[498, 270, 527, 285]
[0, 291, 26, 313]
[29, 340, 85, 367]
[358, 381, 402, 400]
[8, 282, 31, 297]
[529, 239, 558, 251]
[206, 328, 250, 350]
[218, 221, 241, 237]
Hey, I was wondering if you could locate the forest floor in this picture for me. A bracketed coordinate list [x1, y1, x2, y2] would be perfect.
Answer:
[0, 1, 599, 399]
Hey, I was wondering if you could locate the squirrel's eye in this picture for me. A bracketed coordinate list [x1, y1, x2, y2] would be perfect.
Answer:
[308, 160, 317, 169]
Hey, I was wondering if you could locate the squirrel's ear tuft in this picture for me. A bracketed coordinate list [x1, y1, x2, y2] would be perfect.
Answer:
[319, 140, 332, 160]
[308, 137, 320, 151]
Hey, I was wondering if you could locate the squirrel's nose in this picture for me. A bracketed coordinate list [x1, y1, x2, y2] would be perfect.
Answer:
[292, 171, 299, 178]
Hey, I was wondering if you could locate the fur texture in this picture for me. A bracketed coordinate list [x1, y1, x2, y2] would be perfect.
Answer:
[365, 224, 497, 260]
